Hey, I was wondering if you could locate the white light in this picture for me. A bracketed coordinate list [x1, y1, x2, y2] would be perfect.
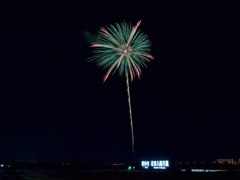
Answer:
[141, 161, 149, 167]
[151, 161, 157, 166]
[153, 167, 166, 169]
[166, 160, 169, 167]
[191, 169, 228, 172]
[191, 169, 204, 172]
[142, 160, 170, 169]
[0, 164, 4, 167]
[151, 160, 169, 167]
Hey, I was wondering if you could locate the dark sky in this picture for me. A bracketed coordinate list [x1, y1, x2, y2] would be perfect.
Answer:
[0, 0, 239, 163]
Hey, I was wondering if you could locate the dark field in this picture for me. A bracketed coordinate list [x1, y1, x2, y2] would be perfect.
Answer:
[0, 169, 239, 180]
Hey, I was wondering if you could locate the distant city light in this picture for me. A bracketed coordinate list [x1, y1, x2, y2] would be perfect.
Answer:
[128, 166, 132, 170]
[190, 169, 227, 172]
[113, 163, 125, 166]
[0, 164, 4, 167]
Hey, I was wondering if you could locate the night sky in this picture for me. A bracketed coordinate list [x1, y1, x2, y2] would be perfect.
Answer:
[1, 0, 239, 163]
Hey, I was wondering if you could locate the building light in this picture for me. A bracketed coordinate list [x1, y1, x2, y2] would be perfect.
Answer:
[153, 167, 166, 169]
[141, 160, 169, 169]
[141, 161, 149, 167]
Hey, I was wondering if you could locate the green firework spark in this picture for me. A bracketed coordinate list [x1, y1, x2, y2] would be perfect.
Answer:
[88, 20, 154, 82]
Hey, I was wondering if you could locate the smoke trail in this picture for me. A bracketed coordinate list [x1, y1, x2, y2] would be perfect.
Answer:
[82, 31, 100, 45]
[126, 73, 134, 155]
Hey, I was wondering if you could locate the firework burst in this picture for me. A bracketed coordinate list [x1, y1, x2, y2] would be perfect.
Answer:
[88, 20, 154, 155]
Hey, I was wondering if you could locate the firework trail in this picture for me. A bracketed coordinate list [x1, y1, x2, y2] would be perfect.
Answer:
[126, 73, 134, 154]
[88, 20, 154, 155]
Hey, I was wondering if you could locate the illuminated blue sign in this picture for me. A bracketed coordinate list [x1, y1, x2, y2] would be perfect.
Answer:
[141, 160, 169, 169]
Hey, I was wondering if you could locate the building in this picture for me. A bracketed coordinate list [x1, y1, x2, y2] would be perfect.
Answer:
[217, 158, 237, 165]
[141, 157, 178, 171]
